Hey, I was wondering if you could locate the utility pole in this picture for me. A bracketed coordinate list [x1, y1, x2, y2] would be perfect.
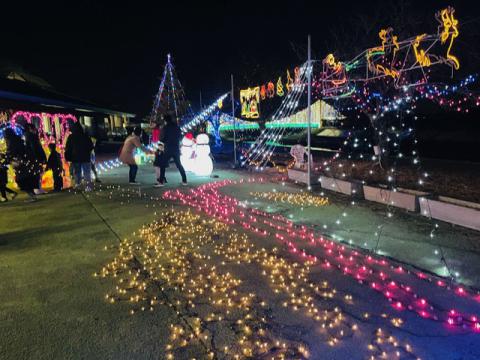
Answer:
[231, 74, 237, 167]
[307, 35, 312, 190]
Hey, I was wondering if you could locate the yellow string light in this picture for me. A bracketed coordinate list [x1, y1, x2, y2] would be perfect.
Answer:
[240, 87, 260, 119]
[276, 76, 285, 97]
[367, 28, 400, 79]
[437, 7, 460, 69]
[95, 199, 419, 359]
[250, 191, 329, 207]
[413, 34, 432, 67]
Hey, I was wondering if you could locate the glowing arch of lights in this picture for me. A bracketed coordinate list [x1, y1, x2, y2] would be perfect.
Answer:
[10, 111, 77, 145]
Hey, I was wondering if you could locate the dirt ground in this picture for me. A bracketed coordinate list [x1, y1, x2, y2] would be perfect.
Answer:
[274, 153, 480, 203]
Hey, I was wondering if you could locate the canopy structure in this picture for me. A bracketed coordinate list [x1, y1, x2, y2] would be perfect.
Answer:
[267, 99, 344, 128]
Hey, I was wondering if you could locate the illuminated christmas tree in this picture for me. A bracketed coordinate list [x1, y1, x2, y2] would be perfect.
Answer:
[150, 54, 194, 125]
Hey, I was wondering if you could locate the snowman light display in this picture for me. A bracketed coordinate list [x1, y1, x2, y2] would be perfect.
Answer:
[180, 133, 196, 172]
[194, 133, 213, 176]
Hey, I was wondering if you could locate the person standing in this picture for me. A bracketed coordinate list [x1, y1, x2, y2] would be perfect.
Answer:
[24, 123, 47, 194]
[151, 122, 161, 144]
[4, 128, 37, 202]
[158, 115, 187, 186]
[119, 126, 151, 185]
[90, 136, 101, 183]
[0, 153, 18, 202]
[46, 143, 63, 192]
[65, 122, 93, 191]
[153, 142, 167, 187]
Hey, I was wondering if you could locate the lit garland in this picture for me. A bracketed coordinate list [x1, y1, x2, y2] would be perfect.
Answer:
[250, 191, 329, 207]
[181, 93, 229, 133]
[10, 111, 77, 145]
[241, 64, 309, 169]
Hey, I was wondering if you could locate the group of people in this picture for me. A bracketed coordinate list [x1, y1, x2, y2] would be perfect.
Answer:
[1, 121, 99, 203]
[119, 114, 187, 186]
[1, 114, 188, 203]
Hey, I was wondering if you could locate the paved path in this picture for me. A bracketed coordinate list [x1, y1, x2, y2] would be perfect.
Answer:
[1, 164, 479, 359]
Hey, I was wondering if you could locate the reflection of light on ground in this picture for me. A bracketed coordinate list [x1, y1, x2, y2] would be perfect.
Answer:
[97, 158, 123, 174]
[375, 249, 389, 257]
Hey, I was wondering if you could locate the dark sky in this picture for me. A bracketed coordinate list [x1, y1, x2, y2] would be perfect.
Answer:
[1, 0, 478, 118]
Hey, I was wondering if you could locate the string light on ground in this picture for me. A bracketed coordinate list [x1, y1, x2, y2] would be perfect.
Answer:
[163, 178, 480, 332]
[97, 210, 309, 359]
[250, 191, 329, 208]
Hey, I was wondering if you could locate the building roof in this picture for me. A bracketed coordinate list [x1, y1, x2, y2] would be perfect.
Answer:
[0, 66, 135, 118]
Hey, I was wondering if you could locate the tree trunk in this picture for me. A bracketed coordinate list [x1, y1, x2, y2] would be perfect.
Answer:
[368, 113, 390, 169]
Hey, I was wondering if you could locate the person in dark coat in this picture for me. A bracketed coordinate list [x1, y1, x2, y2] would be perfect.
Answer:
[4, 127, 37, 202]
[153, 141, 167, 187]
[46, 143, 63, 191]
[0, 153, 18, 202]
[65, 122, 93, 190]
[158, 115, 187, 186]
[24, 123, 47, 194]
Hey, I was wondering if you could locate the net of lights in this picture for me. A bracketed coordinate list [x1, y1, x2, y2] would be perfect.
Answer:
[181, 93, 229, 133]
[309, 74, 479, 279]
[309, 73, 479, 175]
[94, 187, 421, 359]
[333, 73, 479, 115]
[162, 178, 480, 333]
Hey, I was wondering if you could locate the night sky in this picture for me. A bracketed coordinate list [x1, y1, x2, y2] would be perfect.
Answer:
[2, 0, 478, 118]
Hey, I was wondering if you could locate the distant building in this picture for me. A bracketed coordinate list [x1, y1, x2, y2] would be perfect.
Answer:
[0, 64, 135, 140]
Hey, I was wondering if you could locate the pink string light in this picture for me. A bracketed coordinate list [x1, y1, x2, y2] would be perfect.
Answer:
[163, 178, 480, 332]
[10, 111, 77, 146]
